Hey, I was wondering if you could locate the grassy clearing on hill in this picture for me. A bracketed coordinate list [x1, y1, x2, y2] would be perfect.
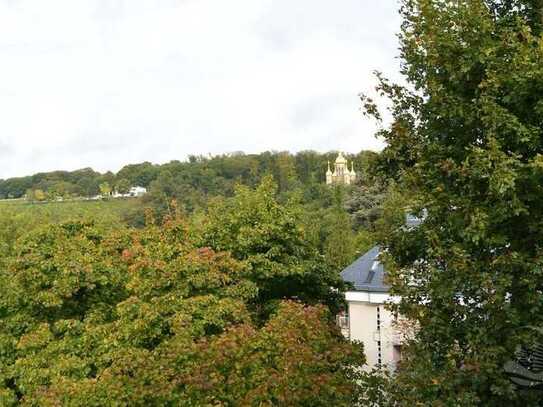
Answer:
[0, 199, 143, 259]
[0, 198, 140, 224]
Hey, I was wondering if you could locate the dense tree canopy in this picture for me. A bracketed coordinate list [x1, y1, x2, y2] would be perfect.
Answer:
[201, 177, 347, 318]
[0, 179, 367, 405]
[0, 150, 384, 280]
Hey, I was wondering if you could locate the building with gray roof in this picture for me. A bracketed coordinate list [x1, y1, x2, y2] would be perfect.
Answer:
[339, 245, 400, 371]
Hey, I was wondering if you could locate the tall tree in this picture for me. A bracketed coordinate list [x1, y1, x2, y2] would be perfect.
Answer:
[201, 177, 346, 318]
[115, 178, 131, 195]
[322, 186, 358, 271]
[362, 0, 543, 404]
[98, 182, 111, 197]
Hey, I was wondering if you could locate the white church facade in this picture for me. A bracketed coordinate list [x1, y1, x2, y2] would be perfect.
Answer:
[326, 152, 356, 185]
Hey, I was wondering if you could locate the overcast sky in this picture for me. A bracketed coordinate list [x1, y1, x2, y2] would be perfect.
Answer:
[0, 0, 401, 178]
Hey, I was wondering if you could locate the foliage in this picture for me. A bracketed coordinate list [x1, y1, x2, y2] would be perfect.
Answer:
[0, 151, 385, 273]
[25, 189, 46, 203]
[115, 178, 131, 194]
[314, 187, 358, 271]
[322, 207, 357, 272]
[0, 168, 103, 200]
[0, 222, 363, 406]
[201, 177, 347, 317]
[362, 0, 543, 405]
[0, 180, 367, 405]
[344, 182, 387, 230]
[98, 182, 111, 197]
[0, 199, 135, 256]
[0, 150, 373, 204]
[0, 148, 386, 271]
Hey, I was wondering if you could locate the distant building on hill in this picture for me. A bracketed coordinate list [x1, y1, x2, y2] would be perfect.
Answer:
[111, 186, 147, 198]
[129, 186, 147, 197]
[326, 152, 356, 185]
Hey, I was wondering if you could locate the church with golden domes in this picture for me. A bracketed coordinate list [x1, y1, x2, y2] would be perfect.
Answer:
[326, 152, 357, 185]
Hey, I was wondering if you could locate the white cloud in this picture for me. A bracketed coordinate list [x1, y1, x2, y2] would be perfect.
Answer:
[0, 0, 401, 178]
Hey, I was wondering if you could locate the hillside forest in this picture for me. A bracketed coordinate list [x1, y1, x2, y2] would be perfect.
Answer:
[0, 150, 399, 405]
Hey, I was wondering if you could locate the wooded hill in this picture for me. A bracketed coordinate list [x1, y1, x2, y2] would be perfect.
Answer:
[0, 150, 377, 201]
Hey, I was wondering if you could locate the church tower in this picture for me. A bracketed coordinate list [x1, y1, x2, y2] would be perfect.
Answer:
[326, 152, 357, 185]
[326, 161, 333, 185]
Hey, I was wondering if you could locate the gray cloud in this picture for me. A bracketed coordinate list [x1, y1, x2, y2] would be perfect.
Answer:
[0, 0, 401, 178]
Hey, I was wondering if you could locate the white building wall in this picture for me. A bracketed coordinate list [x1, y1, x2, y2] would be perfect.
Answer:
[346, 291, 400, 371]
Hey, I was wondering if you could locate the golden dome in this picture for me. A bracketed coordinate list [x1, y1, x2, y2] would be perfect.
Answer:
[335, 152, 347, 164]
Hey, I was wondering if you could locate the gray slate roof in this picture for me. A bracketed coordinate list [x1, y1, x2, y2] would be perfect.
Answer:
[340, 246, 389, 293]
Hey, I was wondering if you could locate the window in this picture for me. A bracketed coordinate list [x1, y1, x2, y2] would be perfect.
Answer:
[336, 312, 349, 330]
[393, 345, 402, 364]
[376, 307, 382, 366]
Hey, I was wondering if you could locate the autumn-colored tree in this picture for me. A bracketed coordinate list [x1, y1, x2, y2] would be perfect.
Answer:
[34, 189, 46, 202]
[0, 200, 364, 404]
[98, 181, 111, 197]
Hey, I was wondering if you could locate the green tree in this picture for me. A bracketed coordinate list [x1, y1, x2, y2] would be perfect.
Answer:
[34, 189, 46, 202]
[0, 217, 365, 405]
[99, 182, 111, 197]
[274, 151, 300, 193]
[115, 178, 131, 195]
[362, 0, 543, 405]
[345, 183, 387, 230]
[321, 187, 358, 271]
[323, 209, 357, 271]
[201, 177, 346, 317]
[25, 188, 35, 202]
